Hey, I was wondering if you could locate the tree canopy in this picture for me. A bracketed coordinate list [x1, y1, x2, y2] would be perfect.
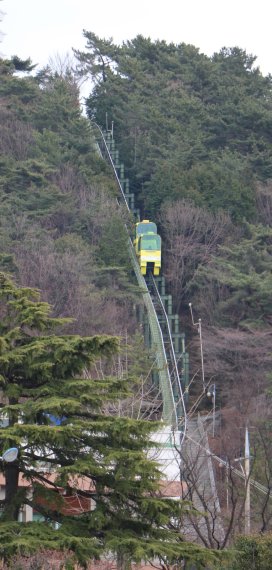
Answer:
[76, 34, 272, 220]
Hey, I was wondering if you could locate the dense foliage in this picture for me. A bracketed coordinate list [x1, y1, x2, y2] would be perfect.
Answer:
[228, 534, 272, 570]
[0, 57, 135, 338]
[76, 34, 272, 221]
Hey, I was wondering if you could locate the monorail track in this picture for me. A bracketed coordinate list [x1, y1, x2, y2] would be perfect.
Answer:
[91, 122, 187, 437]
[145, 273, 185, 429]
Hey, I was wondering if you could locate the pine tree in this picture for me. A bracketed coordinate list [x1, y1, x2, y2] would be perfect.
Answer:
[195, 223, 272, 327]
[0, 271, 117, 499]
[0, 273, 219, 568]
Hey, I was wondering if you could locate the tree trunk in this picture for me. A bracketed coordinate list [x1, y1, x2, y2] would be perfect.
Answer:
[117, 552, 131, 570]
[3, 461, 20, 521]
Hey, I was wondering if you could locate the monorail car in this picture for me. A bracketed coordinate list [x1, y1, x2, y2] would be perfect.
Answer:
[134, 220, 161, 276]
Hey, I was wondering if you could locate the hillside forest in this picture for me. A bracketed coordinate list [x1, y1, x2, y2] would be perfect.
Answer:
[0, 29, 272, 567]
[77, 34, 272, 540]
[75, 32, 272, 449]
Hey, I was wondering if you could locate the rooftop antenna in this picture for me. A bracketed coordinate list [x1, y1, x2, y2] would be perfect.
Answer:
[189, 303, 205, 391]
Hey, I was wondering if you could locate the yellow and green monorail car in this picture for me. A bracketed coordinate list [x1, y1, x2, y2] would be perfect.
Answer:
[134, 220, 161, 276]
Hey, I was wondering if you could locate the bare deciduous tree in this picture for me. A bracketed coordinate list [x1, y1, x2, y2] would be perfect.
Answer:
[0, 111, 34, 160]
[256, 180, 272, 226]
[193, 325, 272, 407]
[177, 421, 254, 549]
[249, 424, 272, 533]
[159, 200, 232, 311]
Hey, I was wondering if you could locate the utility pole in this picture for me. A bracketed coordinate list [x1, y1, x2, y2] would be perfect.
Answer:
[189, 303, 205, 391]
[244, 426, 251, 535]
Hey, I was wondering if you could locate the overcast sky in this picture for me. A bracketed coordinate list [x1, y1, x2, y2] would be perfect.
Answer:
[1, 0, 272, 76]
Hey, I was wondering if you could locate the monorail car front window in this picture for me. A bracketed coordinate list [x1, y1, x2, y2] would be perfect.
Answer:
[141, 235, 161, 250]
[136, 222, 157, 235]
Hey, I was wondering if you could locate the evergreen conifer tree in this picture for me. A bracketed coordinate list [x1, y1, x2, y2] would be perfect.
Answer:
[0, 273, 218, 568]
